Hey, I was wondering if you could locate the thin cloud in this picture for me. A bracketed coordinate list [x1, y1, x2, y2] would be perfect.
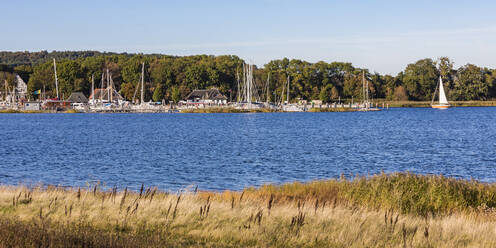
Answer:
[130, 26, 496, 51]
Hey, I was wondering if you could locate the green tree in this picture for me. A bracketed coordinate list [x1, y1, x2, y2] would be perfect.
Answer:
[452, 64, 490, 100]
[437, 57, 454, 79]
[319, 84, 333, 103]
[57, 60, 86, 98]
[119, 82, 135, 101]
[171, 86, 181, 103]
[402, 59, 438, 100]
[28, 62, 54, 98]
[393, 86, 408, 101]
[152, 83, 166, 102]
[14, 65, 33, 83]
[384, 75, 400, 100]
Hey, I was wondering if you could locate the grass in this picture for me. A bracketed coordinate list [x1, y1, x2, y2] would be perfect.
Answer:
[1, 173, 496, 247]
[0, 109, 47, 114]
[384, 100, 496, 107]
[63, 109, 81, 113]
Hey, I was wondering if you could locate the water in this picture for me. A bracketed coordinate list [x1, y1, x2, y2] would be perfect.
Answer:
[1, 108, 495, 191]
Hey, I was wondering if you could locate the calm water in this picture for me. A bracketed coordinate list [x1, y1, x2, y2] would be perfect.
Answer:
[1, 108, 495, 191]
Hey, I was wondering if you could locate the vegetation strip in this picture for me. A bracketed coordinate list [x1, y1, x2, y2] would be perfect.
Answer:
[1, 52, 496, 105]
[1, 173, 495, 247]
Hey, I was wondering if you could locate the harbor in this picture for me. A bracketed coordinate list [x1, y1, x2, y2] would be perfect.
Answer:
[1, 60, 385, 113]
[2, 0, 496, 245]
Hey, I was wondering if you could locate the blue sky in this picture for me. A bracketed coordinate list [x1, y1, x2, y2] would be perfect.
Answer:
[2, 0, 496, 74]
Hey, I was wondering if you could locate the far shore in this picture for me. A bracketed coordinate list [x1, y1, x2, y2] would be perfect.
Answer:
[384, 100, 496, 107]
[2, 100, 496, 114]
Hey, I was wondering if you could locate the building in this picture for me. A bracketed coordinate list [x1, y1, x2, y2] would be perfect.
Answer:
[43, 99, 71, 110]
[4, 74, 28, 103]
[15, 75, 28, 100]
[185, 88, 227, 104]
[66, 92, 88, 103]
[24, 101, 41, 111]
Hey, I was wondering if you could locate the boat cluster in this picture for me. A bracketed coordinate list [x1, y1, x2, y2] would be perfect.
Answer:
[0, 61, 389, 113]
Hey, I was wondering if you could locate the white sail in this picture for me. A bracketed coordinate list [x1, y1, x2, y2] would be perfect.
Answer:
[438, 76, 449, 105]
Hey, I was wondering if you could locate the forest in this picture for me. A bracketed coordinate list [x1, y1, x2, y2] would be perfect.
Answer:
[0, 51, 495, 103]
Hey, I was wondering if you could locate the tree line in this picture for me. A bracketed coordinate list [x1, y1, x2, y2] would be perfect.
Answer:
[0, 51, 495, 103]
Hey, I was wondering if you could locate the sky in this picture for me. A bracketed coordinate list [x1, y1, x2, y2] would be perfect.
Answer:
[2, 0, 496, 74]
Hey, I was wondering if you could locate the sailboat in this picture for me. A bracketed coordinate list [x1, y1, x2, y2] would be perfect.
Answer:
[431, 76, 450, 109]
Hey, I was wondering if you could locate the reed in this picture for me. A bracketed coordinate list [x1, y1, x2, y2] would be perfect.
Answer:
[0, 173, 495, 247]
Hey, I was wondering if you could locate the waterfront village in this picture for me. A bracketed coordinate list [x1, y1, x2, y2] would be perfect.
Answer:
[0, 63, 385, 113]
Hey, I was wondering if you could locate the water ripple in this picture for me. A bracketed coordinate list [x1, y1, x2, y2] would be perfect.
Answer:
[0, 108, 496, 190]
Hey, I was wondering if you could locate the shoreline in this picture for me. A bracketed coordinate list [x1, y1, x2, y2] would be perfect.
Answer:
[385, 100, 496, 108]
[2, 101, 496, 114]
[1, 173, 495, 247]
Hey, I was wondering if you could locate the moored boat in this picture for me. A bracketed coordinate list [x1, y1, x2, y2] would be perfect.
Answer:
[431, 76, 450, 109]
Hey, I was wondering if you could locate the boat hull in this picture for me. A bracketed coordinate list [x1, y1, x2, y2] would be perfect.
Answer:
[432, 105, 450, 109]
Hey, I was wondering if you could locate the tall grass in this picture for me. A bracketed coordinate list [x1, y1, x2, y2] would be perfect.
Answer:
[1, 173, 495, 247]
[251, 172, 496, 215]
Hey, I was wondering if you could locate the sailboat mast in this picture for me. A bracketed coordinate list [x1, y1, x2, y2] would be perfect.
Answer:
[281, 75, 285, 105]
[286, 75, 290, 104]
[236, 70, 240, 102]
[91, 74, 94, 101]
[141, 62, 145, 104]
[244, 64, 248, 102]
[245, 64, 249, 103]
[266, 72, 270, 103]
[362, 70, 365, 104]
[100, 72, 104, 102]
[242, 65, 245, 102]
[106, 69, 110, 102]
[53, 59, 59, 99]
[431, 76, 440, 105]
[110, 73, 113, 103]
[366, 75, 369, 104]
[249, 64, 253, 103]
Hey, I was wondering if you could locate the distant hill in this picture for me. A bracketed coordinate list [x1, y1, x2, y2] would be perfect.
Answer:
[0, 51, 127, 66]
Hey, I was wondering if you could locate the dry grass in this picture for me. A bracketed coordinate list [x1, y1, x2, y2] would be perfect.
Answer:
[1, 173, 496, 247]
[384, 100, 496, 107]
[63, 109, 81, 113]
[0, 109, 47, 114]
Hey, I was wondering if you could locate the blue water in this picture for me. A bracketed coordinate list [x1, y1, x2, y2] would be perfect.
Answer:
[1, 108, 495, 191]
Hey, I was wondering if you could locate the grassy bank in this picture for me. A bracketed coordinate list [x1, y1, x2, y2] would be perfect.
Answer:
[180, 107, 277, 113]
[384, 100, 496, 107]
[1, 173, 496, 247]
[0, 109, 48, 114]
[63, 109, 81, 113]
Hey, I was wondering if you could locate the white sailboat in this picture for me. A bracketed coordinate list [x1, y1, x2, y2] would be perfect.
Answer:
[432, 76, 450, 109]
